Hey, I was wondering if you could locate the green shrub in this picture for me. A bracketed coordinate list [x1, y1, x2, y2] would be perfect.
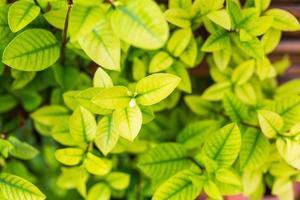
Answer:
[0, 0, 300, 199]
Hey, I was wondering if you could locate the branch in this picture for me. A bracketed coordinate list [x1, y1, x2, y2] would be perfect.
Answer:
[60, 0, 73, 65]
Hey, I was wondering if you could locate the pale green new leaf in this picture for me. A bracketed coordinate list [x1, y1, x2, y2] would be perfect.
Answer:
[232, 35, 264, 60]
[223, 93, 249, 122]
[153, 170, 203, 200]
[135, 73, 181, 106]
[52, 122, 76, 146]
[239, 128, 270, 170]
[213, 47, 231, 71]
[202, 29, 230, 52]
[2, 29, 60, 71]
[92, 86, 131, 109]
[138, 143, 192, 180]
[234, 83, 257, 106]
[69, 5, 103, 41]
[79, 18, 120, 71]
[95, 115, 119, 155]
[167, 28, 192, 57]
[8, 136, 38, 160]
[226, 0, 242, 29]
[169, 0, 192, 9]
[204, 180, 222, 200]
[87, 183, 111, 200]
[93, 68, 113, 88]
[203, 123, 241, 167]
[276, 138, 300, 169]
[164, 8, 191, 28]
[232, 59, 255, 85]
[167, 64, 192, 93]
[106, 172, 130, 190]
[55, 148, 84, 166]
[43, 8, 66, 29]
[113, 105, 142, 141]
[258, 110, 284, 138]
[84, 153, 112, 176]
[111, 0, 169, 49]
[179, 35, 198, 67]
[202, 82, 231, 101]
[261, 28, 282, 54]
[265, 9, 300, 31]
[207, 9, 231, 30]
[8, 1, 40, 32]
[69, 106, 97, 145]
[0, 173, 46, 200]
[149, 51, 174, 73]
[255, 0, 271, 12]
[216, 168, 241, 186]
[184, 95, 218, 116]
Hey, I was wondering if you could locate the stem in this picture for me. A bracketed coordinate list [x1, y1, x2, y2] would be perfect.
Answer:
[60, 0, 73, 65]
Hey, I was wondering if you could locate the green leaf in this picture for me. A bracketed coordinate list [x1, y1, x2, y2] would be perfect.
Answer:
[8, 1, 40, 32]
[111, 0, 169, 49]
[0, 5, 15, 49]
[84, 153, 112, 176]
[203, 123, 241, 167]
[0, 94, 18, 114]
[153, 170, 203, 200]
[132, 57, 147, 81]
[254, 0, 271, 12]
[213, 47, 231, 71]
[256, 57, 276, 80]
[179, 35, 198, 67]
[202, 82, 231, 101]
[239, 128, 270, 170]
[2, 29, 60, 71]
[149, 51, 174, 73]
[215, 168, 241, 186]
[164, 8, 192, 28]
[232, 59, 255, 85]
[167, 28, 192, 57]
[92, 86, 131, 109]
[231, 35, 264, 60]
[184, 95, 218, 116]
[95, 115, 119, 155]
[169, 0, 192, 9]
[207, 9, 231, 30]
[52, 122, 76, 146]
[167, 64, 192, 93]
[93, 68, 113, 88]
[276, 138, 300, 169]
[113, 105, 142, 141]
[202, 29, 230, 52]
[8, 136, 38, 160]
[234, 83, 257, 105]
[69, 106, 97, 145]
[55, 148, 84, 166]
[258, 110, 284, 138]
[11, 70, 36, 89]
[204, 180, 222, 200]
[43, 8, 66, 29]
[138, 143, 192, 180]
[0, 173, 46, 200]
[177, 120, 221, 149]
[276, 79, 300, 98]
[79, 18, 120, 71]
[106, 172, 130, 190]
[69, 5, 103, 41]
[265, 9, 300, 31]
[0, 139, 13, 158]
[226, 0, 242, 29]
[261, 28, 282, 54]
[135, 73, 181, 106]
[87, 183, 111, 200]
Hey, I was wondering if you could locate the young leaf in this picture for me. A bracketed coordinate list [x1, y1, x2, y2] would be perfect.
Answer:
[179, 35, 198, 67]
[8, 1, 40, 32]
[153, 170, 203, 200]
[138, 143, 192, 180]
[207, 9, 231, 30]
[202, 82, 231, 101]
[2, 29, 60, 71]
[261, 28, 282, 54]
[93, 68, 113, 88]
[69, 106, 97, 145]
[239, 128, 270, 170]
[202, 29, 230, 52]
[55, 148, 84, 166]
[231, 35, 264, 60]
[167, 28, 192, 57]
[276, 138, 300, 169]
[87, 183, 111, 200]
[95, 115, 119, 155]
[213, 47, 231, 71]
[111, 0, 169, 49]
[169, 0, 192, 9]
[149, 51, 174, 73]
[184, 95, 218, 116]
[232, 60, 255, 85]
[265, 9, 300, 31]
[226, 0, 242, 29]
[52, 122, 76, 146]
[215, 168, 241, 186]
[254, 0, 271, 12]
[203, 123, 241, 167]
[164, 8, 192, 28]
[79, 18, 120, 71]
[84, 153, 112, 176]
[204, 180, 222, 200]
[92, 86, 131, 110]
[0, 173, 46, 200]
[167, 64, 192, 93]
[223, 93, 249, 122]
[106, 172, 130, 190]
[135, 73, 181, 106]
[258, 110, 284, 138]
[113, 105, 142, 141]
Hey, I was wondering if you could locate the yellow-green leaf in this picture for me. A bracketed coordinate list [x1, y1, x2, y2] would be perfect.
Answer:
[258, 110, 283, 138]
[55, 148, 84, 166]
[106, 172, 130, 190]
[265, 9, 300, 31]
[93, 68, 113, 88]
[84, 153, 112, 176]
[207, 9, 231, 30]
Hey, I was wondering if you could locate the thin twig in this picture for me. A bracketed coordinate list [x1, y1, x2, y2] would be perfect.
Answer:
[60, 0, 73, 65]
